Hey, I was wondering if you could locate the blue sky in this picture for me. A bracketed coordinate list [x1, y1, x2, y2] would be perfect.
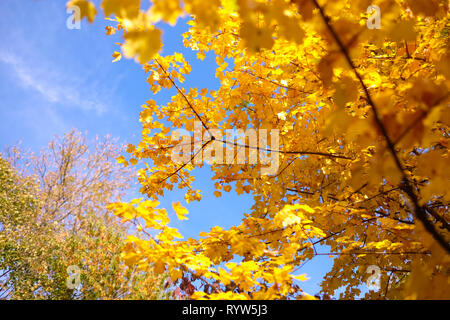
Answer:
[0, 0, 339, 297]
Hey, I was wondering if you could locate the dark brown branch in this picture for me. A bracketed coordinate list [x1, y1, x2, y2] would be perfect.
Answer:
[310, 0, 450, 254]
[218, 139, 352, 159]
[286, 188, 315, 195]
[315, 251, 430, 256]
[353, 187, 401, 205]
[425, 206, 450, 232]
[374, 210, 414, 225]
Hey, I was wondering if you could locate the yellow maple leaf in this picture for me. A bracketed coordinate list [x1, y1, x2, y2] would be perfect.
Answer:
[67, 0, 97, 23]
[112, 51, 122, 62]
[123, 28, 162, 64]
[150, 0, 183, 26]
[101, 0, 140, 19]
[172, 201, 188, 220]
[292, 273, 309, 282]
[116, 155, 128, 166]
[240, 21, 274, 53]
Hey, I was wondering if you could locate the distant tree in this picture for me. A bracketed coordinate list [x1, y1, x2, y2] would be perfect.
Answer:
[0, 130, 169, 299]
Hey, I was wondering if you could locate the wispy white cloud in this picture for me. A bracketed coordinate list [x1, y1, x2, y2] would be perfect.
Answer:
[0, 52, 108, 114]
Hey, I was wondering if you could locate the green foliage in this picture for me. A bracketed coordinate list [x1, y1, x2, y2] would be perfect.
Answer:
[0, 131, 170, 300]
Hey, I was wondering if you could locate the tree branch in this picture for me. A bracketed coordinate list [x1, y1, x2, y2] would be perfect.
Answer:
[310, 0, 450, 253]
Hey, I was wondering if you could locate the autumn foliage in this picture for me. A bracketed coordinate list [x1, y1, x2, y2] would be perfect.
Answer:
[0, 131, 168, 299]
[69, 0, 449, 299]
